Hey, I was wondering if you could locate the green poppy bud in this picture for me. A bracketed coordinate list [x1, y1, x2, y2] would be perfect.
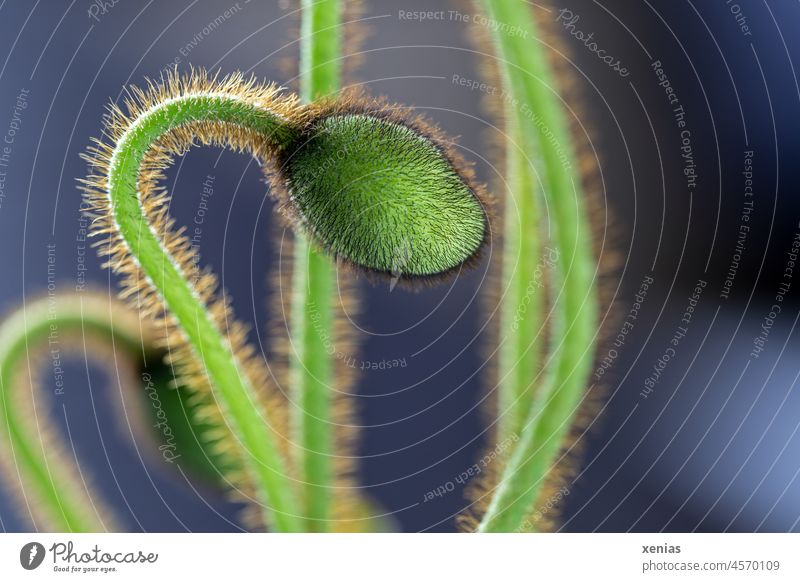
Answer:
[279, 106, 489, 280]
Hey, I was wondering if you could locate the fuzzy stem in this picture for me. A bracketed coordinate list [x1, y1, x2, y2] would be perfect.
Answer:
[478, 0, 597, 532]
[290, 0, 341, 532]
[107, 94, 304, 532]
[497, 123, 541, 441]
[0, 294, 149, 531]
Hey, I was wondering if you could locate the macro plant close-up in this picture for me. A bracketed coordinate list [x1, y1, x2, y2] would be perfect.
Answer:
[0, 0, 598, 535]
[2, 0, 800, 576]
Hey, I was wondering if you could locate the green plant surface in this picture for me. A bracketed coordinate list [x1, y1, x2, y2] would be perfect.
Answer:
[478, 0, 598, 532]
[84, 64, 488, 532]
[287, 114, 486, 276]
[291, 1, 487, 530]
[497, 122, 542, 441]
[104, 92, 305, 532]
[139, 358, 232, 483]
[0, 294, 154, 531]
[290, 0, 340, 532]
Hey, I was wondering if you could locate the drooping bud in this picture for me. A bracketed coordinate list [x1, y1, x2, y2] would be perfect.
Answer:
[277, 101, 489, 280]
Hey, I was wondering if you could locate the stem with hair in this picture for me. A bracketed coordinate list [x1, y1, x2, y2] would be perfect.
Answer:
[290, 0, 341, 531]
[83, 65, 487, 533]
[102, 93, 305, 532]
[0, 294, 154, 531]
[478, 0, 598, 532]
[497, 123, 542, 442]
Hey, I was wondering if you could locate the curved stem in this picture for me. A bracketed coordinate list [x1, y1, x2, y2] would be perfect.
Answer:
[290, 0, 341, 531]
[497, 123, 542, 442]
[107, 93, 304, 532]
[478, 0, 598, 532]
[0, 293, 153, 531]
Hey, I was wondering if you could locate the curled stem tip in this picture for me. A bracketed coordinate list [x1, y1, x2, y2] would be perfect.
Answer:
[82, 68, 490, 530]
[0, 292, 156, 532]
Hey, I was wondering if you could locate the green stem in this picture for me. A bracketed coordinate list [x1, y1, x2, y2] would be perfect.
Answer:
[478, 0, 597, 532]
[107, 94, 304, 532]
[497, 123, 541, 442]
[0, 294, 150, 531]
[290, 0, 341, 531]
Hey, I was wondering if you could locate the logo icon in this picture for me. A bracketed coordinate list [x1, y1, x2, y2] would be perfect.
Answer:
[19, 542, 45, 570]
[389, 238, 413, 292]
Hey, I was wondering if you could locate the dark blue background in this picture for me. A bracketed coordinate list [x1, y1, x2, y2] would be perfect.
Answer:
[0, 0, 799, 532]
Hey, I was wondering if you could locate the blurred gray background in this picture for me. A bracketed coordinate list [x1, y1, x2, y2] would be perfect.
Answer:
[0, 0, 799, 532]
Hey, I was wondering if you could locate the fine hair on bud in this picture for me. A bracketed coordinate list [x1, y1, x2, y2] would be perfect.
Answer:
[271, 91, 492, 286]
